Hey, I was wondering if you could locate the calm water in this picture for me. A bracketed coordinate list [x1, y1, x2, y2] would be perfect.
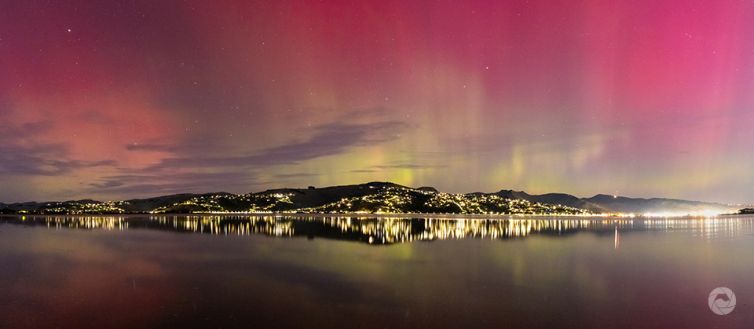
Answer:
[1, 215, 752, 329]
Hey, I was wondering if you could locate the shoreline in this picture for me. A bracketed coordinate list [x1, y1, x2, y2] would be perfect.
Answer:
[1, 212, 744, 220]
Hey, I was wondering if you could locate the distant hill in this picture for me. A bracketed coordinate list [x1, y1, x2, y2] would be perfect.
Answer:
[496, 190, 607, 212]
[0, 182, 740, 215]
[494, 190, 736, 215]
[584, 194, 736, 214]
[122, 193, 216, 212]
[260, 182, 406, 208]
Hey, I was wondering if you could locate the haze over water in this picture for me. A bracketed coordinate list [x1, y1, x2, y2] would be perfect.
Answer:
[0, 215, 752, 328]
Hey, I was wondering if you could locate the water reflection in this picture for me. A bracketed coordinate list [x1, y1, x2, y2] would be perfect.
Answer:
[2, 214, 754, 329]
[2, 215, 750, 244]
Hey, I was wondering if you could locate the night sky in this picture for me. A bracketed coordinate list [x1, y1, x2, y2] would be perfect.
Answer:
[1, 0, 754, 203]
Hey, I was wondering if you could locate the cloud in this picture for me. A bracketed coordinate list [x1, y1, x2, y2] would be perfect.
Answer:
[88, 171, 262, 196]
[89, 180, 126, 189]
[124, 143, 179, 152]
[0, 142, 115, 176]
[273, 173, 319, 179]
[0, 120, 55, 139]
[0, 120, 117, 176]
[349, 163, 446, 173]
[0, 111, 409, 199]
[373, 164, 446, 169]
[145, 120, 408, 170]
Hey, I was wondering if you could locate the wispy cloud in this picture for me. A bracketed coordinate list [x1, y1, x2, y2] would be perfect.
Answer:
[1, 111, 409, 199]
[88, 171, 263, 196]
[273, 173, 320, 179]
[144, 120, 408, 170]
[0, 121, 117, 176]
[0, 143, 116, 176]
[349, 163, 446, 174]
[373, 164, 446, 170]
[124, 143, 179, 152]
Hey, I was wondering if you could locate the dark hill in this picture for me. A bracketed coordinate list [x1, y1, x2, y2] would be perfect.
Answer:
[492, 189, 736, 214]
[258, 182, 409, 208]
[0, 182, 740, 215]
[584, 194, 734, 214]
[495, 190, 607, 212]
[122, 193, 199, 212]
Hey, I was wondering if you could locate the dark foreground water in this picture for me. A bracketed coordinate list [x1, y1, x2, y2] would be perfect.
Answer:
[0, 215, 752, 329]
